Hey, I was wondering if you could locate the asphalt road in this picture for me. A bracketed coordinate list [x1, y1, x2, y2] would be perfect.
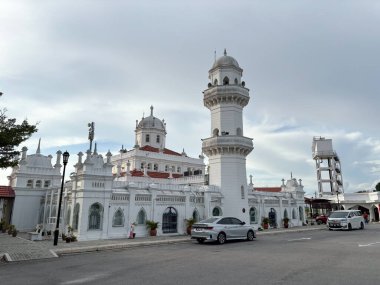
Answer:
[1, 224, 380, 285]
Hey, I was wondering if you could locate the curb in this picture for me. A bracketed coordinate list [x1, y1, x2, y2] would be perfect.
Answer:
[53, 227, 325, 256]
[53, 238, 191, 256]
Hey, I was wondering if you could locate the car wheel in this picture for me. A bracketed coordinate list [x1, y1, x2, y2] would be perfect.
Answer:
[348, 223, 352, 231]
[317, 220, 322, 225]
[217, 233, 226, 244]
[360, 222, 364, 230]
[247, 230, 255, 241]
[197, 238, 204, 244]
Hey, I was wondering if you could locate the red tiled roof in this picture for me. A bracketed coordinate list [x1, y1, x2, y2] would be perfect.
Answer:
[139, 145, 182, 156]
[126, 169, 183, 179]
[0, 186, 15, 198]
[254, 187, 282, 193]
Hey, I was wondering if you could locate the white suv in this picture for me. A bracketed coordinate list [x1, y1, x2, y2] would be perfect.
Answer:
[327, 210, 365, 231]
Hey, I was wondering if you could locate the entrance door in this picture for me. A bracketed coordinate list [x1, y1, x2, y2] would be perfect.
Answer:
[162, 207, 177, 233]
[269, 208, 277, 228]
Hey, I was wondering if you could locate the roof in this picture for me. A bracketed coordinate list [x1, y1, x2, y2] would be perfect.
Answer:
[0, 186, 15, 198]
[127, 169, 183, 179]
[212, 50, 240, 69]
[139, 145, 182, 156]
[254, 187, 282, 193]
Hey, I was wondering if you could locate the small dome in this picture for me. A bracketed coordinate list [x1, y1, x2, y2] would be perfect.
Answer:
[137, 106, 165, 131]
[212, 49, 240, 69]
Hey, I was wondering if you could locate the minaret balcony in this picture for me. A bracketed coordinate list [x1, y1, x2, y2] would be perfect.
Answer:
[203, 85, 250, 108]
[202, 135, 253, 157]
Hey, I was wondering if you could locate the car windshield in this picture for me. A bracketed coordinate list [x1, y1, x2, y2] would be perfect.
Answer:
[199, 218, 219, 224]
[329, 212, 348, 218]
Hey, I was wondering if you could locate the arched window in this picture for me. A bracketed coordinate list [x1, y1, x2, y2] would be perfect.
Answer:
[145, 134, 150, 143]
[113, 208, 124, 227]
[192, 209, 200, 222]
[44, 180, 51, 188]
[27, 179, 33, 188]
[299, 206, 304, 221]
[140, 162, 145, 169]
[177, 166, 181, 173]
[241, 185, 245, 199]
[66, 206, 71, 224]
[214, 79, 218, 85]
[292, 208, 297, 219]
[88, 203, 103, 230]
[236, 128, 242, 136]
[234, 78, 238, 84]
[147, 163, 152, 170]
[223, 76, 229, 85]
[154, 164, 158, 171]
[162, 207, 177, 233]
[249, 207, 257, 224]
[137, 209, 146, 225]
[213, 128, 219, 136]
[36, 180, 42, 188]
[284, 209, 288, 219]
[165, 165, 169, 172]
[212, 207, 222, 216]
[156, 135, 160, 143]
[73, 203, 80, 230]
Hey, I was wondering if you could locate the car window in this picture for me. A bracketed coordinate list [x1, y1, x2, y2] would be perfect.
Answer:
[230, 218, 243, 225]
[217, 218, 231, 225]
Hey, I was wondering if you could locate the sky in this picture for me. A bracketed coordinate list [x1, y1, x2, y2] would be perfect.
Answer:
[1, 0, 380, 197]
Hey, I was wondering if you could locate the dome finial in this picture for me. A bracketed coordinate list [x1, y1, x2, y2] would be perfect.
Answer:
[224, 48, 227, 56]
[150, 105, 154, 116]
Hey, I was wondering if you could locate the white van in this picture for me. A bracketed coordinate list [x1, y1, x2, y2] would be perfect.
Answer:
[327, 210, 365, 231]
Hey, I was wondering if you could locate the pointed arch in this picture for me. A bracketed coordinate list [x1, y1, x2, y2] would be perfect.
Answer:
[113, 208, 125, 227]
[88, 203, 103, 230]
[73, 203, 80, 230]
[284, 209, 288, 219]
[162, 207, 177, 233]
[137, 208, 146, 225]
[212, 207, 222, 216]
[214, 79, 218, 85]
[192, 209, 200, 222]
[249, 207, 257, 224]
[223, 76, 229, 85]
[292, 208, 297, 219]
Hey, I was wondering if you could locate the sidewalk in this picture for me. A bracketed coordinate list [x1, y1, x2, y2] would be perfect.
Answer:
[0, 225, 325, 263]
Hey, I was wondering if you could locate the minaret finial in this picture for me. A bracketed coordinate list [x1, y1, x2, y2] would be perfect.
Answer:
[88, 122, 95, 153]
[291, 172, 293, 179]
[150, 105, 153, 116]
[94, 142, 98, 155]
[214, 50, 216, 62]
[224, 48, 227, 56]
[36, 138, 41, 154]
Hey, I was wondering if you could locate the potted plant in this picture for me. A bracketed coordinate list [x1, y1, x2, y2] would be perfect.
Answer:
[283, 217, 290, 228]
[12, 227, 18, 237]
[146, 220, 159, 236]
[262, 217, 270, 229]
[7, 224, 15, 235]
[186, 218, 196, 235]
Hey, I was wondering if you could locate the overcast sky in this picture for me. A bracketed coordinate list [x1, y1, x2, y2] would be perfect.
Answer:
[1, 0, 380, 196]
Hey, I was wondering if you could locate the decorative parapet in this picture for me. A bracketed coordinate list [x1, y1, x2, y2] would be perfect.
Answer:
[203, 85, 250, 108]
[202, 136, 253, 156]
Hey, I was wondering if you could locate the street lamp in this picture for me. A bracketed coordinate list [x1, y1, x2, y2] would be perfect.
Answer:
[53, 151, 70, 246]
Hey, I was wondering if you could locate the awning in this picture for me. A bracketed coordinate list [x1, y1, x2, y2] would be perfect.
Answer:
[0, 186, 15, 198]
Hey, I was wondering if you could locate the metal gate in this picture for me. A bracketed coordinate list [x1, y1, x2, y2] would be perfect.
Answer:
[162, 207, 177, 233]
[269, 208, 277, 228]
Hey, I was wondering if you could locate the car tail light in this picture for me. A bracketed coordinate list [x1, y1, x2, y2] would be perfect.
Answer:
[205, 227, 213, 230]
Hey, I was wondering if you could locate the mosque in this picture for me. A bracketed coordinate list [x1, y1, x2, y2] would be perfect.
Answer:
[2, 51, 306, 240]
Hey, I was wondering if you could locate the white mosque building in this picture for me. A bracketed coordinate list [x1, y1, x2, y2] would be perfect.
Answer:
[4, 51, 307, 240]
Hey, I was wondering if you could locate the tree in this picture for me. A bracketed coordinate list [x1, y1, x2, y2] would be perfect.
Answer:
[376, 182, 380, 192]
[0, 109, 38, 168]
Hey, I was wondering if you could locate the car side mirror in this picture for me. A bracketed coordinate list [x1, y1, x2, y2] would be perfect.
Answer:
[241, 222, 246, 225]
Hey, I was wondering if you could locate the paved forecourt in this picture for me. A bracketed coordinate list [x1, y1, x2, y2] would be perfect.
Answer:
[0, 225, 325, 262]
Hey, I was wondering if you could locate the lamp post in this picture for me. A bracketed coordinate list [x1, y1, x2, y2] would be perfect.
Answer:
[53, 151, 70, 246]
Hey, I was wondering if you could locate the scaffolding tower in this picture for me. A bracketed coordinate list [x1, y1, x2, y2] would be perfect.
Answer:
[312, 137, 344, 198]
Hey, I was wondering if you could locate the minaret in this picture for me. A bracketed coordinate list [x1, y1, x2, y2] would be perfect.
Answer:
[202, 50, 253, 222]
